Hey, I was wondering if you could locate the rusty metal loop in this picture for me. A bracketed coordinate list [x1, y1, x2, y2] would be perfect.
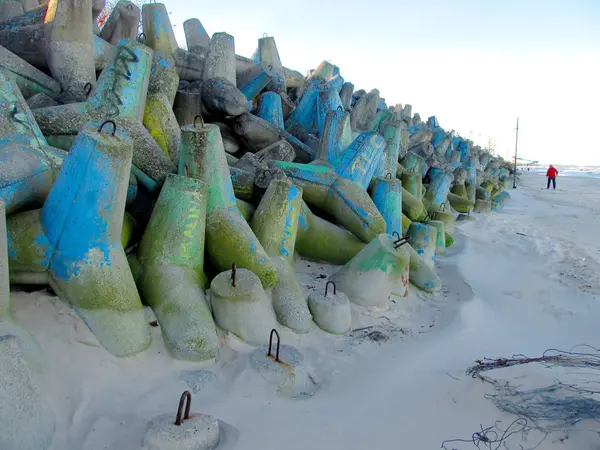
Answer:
[194, 115, 204, 128]
[267, 329, 280, 362]
[231, 263, 236, 288]
[137, 33, 146, 44]
[385, 173, 392, 180]
[175, 391, 192, 426]
[98, 120, 117, 136]
[184, 164, 190, 178]
[268, 64, 272, 70]
[83, 82, 93, 97]
[391, 231, 400, 240]
[337, 105, 343, 113]
[325, 281, 336, 297]
[262, 169, 272, 178]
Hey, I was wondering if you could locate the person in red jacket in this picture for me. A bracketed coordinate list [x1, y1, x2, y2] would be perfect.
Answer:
[546, 165, 558, 189]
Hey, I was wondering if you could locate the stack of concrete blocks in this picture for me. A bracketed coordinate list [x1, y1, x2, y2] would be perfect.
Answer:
[0, 3, 516, 439]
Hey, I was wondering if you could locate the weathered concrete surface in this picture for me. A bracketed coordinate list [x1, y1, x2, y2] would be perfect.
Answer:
[0, 43, 60, 99]
[99, 0, 140, 45]
[255, 35, 285, 93]
[7, 122, 151, 357]
[183, 18, 210, 54]
[210, 268, 278, 346]
[330, 234, 408, 308]
[296, 201, 365, 265]
[45, 0, 96, 103]
[0, 68, 66, 214]
[179, 122, 276, 288]
[201, 77, 247, 117]
[203, 32, 236, 86]
[136, 174, 218, 361]
[33, 39, 177, 186]
[307, 283, 351, 334]
[270, 256, 312, 333]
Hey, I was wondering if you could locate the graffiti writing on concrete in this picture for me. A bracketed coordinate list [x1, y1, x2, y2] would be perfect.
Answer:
[180, 192, 203, 260]
[101, 46, 139, 116]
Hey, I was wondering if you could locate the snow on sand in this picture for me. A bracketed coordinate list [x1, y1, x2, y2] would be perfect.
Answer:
[10, 172, 600, 449]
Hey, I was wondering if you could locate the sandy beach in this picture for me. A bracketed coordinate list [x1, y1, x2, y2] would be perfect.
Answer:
[11, 171, 600, 450]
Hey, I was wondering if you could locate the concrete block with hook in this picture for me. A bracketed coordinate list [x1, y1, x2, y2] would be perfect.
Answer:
[308, 280, 351, 334]
[142, 390, 220, 450]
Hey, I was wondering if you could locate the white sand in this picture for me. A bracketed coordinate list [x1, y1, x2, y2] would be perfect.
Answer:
[10, 172, 600, 449]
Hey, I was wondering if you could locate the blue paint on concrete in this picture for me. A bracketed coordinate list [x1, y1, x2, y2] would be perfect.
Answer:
[42, 128, 127, 280]
[256, 92, 284, 129]
[240, 67, 272, 100]
[371, 179, 402, 234]
[336, 132, 385, 189]
[316, 88, 344, 137]
[427, 167, 453, 207]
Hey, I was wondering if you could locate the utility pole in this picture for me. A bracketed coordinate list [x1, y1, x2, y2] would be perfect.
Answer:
[513, 117, 519, 189]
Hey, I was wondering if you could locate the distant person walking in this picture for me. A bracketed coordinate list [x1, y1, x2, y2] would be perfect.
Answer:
[546, 165, 558, 190]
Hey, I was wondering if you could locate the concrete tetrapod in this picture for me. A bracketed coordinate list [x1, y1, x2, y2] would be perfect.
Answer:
[183, 18, 210, 54]
[210, 267, 278, 346]
[250, 178, 302, 262]
[401, 171, 423, 199]
[255, 35, 285, 93]
[233, 111, 315, 162]
[405, 242, 442, 293]
[428, 219, 446, 256]
[0, 336, 55, 450]
[100, 0, 141, 45]
[312, 108, 354, 170]
[249, 179, 311, 332]
[136, 174, 218, 361]
[276, 161, 386, 242]
[0, 68, 67, 214]
[0, 44, 61, 100]
[6, 121, 151, 357]
[270, 256, 312, 333]
[329, 234, 409, 308]
[447, 192, 475, 213]
[425, 167, 454, 210]
[143, 93, 181, 165]
[389, 234, 410, 298]
[0, 201, 45, 372]
[45, 0, 96, 103]
[296, 201, 365, 265]
[369, 175, 402, 234]
[237, 63, 274, 102]
[179, 121, 277, 288]
[307, 281, 351, 335]
[141, 2, 204, 81]
[401, 186, 427, 222]
[406, 222, 437, 269]
[474, 198, 492, 213]
[256, 91, 284, 129]
[201, 77, 247, 117]
[142, 391, 220, 450]
[33, 39, 177, 187]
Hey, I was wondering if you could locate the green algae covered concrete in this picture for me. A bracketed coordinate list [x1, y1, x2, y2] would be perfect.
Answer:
[142, 93, 181, 165]
[179, 122, 277, 288]
[136, 174, 218, 361]
[270, 256, 312, 333]
[296, 200, 365, 265]
[329, 234, 409, 308]
[251, 179, 302, 262]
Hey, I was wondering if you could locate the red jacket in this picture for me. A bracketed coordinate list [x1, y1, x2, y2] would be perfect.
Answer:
[546, 167, 558, 178]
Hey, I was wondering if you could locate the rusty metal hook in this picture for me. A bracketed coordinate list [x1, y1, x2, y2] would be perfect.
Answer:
[137, 33, 147, 44]
[98, 120, 117, 136]
[267, 328, 280, 362]
[83, 82, 93, 97]
[174, 391, 192, 426]
[184, 164, 190, 177]
[231, 263, 236, 288]
[391, 231, 400, 240]
[337, 105, 343, 113]
[194, 115, 204, 128]
[325, 281, 336, 297]
[385, 173, 392, 180]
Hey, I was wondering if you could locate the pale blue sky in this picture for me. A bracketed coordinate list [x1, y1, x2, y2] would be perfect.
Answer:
[165, 0, 600, 166]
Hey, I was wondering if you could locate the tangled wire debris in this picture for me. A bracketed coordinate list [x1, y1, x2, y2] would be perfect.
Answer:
[441, 418, 546, 450]
[442, 346, 600, 449]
